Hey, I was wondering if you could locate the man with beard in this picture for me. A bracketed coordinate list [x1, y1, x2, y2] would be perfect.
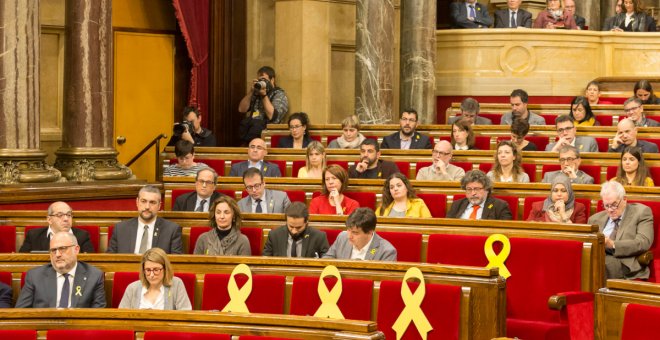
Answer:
[533, 0, 577, 29]
[380, 109, 432, 150]
[16, 232, 106, 308]
[447, 170, 513, 220]
[262, 202, 329, 258]
[500, 89, 546, 126]
[108, 185, 183, 254]
[348, 139, 400, 179]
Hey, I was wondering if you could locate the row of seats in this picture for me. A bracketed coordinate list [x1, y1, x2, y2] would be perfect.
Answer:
[0, 330, 288, 340]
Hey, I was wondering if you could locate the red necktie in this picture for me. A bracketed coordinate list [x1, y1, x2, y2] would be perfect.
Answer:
[469, 205, 480, 220]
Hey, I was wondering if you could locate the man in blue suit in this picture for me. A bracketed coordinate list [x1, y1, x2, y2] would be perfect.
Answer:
[450, 0, 493, 29]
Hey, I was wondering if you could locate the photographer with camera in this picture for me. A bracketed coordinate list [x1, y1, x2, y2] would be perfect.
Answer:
[167, 107, 217, 147]
[238, 66, 289, 145]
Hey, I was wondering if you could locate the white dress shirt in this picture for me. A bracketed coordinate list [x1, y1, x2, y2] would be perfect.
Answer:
[56, 263, 77, 308]
[134, 220, 156, 254]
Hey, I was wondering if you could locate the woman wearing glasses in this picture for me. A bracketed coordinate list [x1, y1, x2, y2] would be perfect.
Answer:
[611, 145, 654, 187]
[277, 112, 312, 148]
[118, 247, 192, 310]
[526, 174, 587, 224]
[194, 196, 251, 255]
[309, 164, 359, 215]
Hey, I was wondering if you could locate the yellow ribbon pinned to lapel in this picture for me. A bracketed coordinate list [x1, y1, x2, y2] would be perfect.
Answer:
[221, 264, 253, 313]
[75, 286, 82, 296]
[484, 234, 512, 279]
[391, 267, 433, 340]
[313, 265, 344, 319]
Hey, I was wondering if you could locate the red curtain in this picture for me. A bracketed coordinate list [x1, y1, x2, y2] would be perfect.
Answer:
[172, 0, 209, 124]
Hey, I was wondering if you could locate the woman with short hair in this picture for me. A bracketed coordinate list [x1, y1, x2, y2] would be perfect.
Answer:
[309, 165, 359, 215]
[327, 115, 366, 149]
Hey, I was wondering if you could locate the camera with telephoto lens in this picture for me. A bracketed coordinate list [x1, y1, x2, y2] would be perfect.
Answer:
[254, 77, 273, 93]
[173, 120, 194, 136]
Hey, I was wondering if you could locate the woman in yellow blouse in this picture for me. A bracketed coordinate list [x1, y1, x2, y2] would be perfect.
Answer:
[377, 173, 431, 218]
[611, 145, 655, 187]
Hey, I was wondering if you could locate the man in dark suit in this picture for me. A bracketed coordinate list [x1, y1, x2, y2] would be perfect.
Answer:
[263, 202, 329, 258]
[588, 181, 654, 279]
[494, 0, 532, 28]
[0, 282, 11, 308]
[20, 201, 94, 253]
[564, 0, 586, 29]
[229, 138, 282, 177]
[609, 118, 659, 153]
[447, 170, 513, 220]
[16, 232, 106, 308]
[238, 167, 291, 213]
[107, 185, 183, 254]
[173, 168, 225, 212]
[450, 0, 493, 29]
[380, 109, 432, 150]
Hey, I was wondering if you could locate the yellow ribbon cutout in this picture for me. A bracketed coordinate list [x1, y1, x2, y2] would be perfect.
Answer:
[313, 265, 344, 319]
[75, 286, 82, 296]
[391, 267, 433, 340]
[221, 264, 253, 313]
[484, 234, 512, 279]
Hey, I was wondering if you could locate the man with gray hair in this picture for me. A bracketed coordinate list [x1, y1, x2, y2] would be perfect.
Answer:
[173, 168, 226, 212]
[16, 231, 106, 308]
[448, 97, 492, 125]
[416, 140, 466, 181]
[20, 201, 94, 253]
[623, 96, 660, 128]
[588, 181, 654, 279]
[447, 170, 512, 220]
[108, 185, 183, 254]
[541, 145, 594, 184]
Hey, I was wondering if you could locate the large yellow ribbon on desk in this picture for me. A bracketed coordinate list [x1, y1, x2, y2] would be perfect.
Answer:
[484, 234, 512, 279]
[313, 265, 344, 319]
[391, 267, 433, 340]
[221, 263, 252, 313]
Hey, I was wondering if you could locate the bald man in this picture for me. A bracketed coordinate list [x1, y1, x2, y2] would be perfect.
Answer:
[20, 202, 94, 253]
[416, 140, 466, 181]
[609, 118, 659, 153]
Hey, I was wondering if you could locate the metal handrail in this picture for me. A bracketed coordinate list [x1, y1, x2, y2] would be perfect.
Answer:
[125, 134, 168, 181]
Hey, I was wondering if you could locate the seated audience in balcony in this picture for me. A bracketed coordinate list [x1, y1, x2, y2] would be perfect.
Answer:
[451, 118, 477, 150]
[238, 168, 290, 214]
[564, 0, 585, 29]
[348, 139, 400, 179]
[546, 115, 598, 152]
[323, 207, 397, 261]
[118, 247, 192, 310]
[570, 96, 599, 127]
[278, 112, 312, 149]
[624, 96, 660, 127]
[173, 168, 225, 213]
[449, 0, 493, 29]
[633, 80, 660, 105]
[20, 201, 94, 253]
[163, 140, 209, 177]
[611, 145, 655, 187]
[229, 138, 282, 177]
[542, 145, 595, 184]
[447, 170, 513, 220]
[526, 174, 587, 224]
[310, 164, 359, 215]
[194, 196, 250, 256]
[488, 140, 530, 183]
[416, 140, 466, 181]
[381, 109, 432, 150]
[263, 202, 329, 258]
[494, 0, 532, 28]
[327, 115, 366, 149]
[609, 118, 659, 153]
[510, 118, 537, 151]
[533, 0, 578, 29]
[501, 89, 546, 125]
[298, 141, 326, 179]
[377, 173, 431, 218]
[610, 0, 655, 32]
[588, 181, 653, 279]
[448, 97, 492, 125]
[602, 0, 623, 31]
[0, 282, 10, 308]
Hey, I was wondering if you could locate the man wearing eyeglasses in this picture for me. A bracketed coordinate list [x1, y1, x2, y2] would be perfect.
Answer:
[380, 109, 432, 150]
[416, 141, 466, 181]
[238, 167, 290, 213]
[19, 201, 94, 253]
[229, 138, 282, 177]
[16, 231, 106, 308]
[623, 97, 660, 128]
[609, 118, 659, 153]
[545, 115, 598, 152]
[542, 145, 594, 184]
[447, 170, 513, 220]
[448, 98, 492, 126]
[173, 168, 226, 212]
[588, 181, 654, 279]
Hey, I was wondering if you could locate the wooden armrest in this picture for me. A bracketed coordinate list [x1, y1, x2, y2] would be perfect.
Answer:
[548, 295, 566, 310]
[548, 292, 594, 310]
[637, 251, 654, 266]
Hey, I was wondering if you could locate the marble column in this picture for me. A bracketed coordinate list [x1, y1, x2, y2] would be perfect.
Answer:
[580, 0, 601, 31]
[355, 0, 395, 124]
[55, 0, 132, 181]
[400, 0, 436, 124]
[0, 0, 61, 184]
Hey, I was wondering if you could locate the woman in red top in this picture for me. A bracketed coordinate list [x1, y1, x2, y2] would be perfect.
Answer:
[526, 174, 587, 224]
[309, 164, 359, 215]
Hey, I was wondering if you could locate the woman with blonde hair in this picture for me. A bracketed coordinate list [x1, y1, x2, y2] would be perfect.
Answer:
[377, 173, 431, 218]
[487, 140, 530, 183]
[327, 115, 366, 149]
[119, 247, 192, 310]
[298, 141, 326, 179]
[194, 196, 251, 255]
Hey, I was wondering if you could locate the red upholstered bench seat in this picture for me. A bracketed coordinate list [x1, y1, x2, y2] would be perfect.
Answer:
[47, 330, 134, 340]
[621, 303, 660, 339]
[290, 276, 373, 320]
[201, 273, 285, 313]
[0, 330, 36, 340]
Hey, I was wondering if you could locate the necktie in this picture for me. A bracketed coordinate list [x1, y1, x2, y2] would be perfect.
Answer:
[469, 5, 476, 18]
[469, 205, 480, 220]
[511, 12, 517, 27]
[291, 239, 298, 257]
[138, 225, 149, 253]
[255, 199, 263, 213]
[196, 199, 207, 212]
[59, 273, 70, 308]
[610, 218, 621, 240]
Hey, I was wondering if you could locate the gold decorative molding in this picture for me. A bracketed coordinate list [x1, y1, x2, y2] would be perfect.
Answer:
[0, 149, 62, 184]
[54, 147, 133, 182]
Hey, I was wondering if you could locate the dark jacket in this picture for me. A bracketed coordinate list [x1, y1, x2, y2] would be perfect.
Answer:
[277, 135, 312, 148]
[380, 131, 432, 150]
[107, 217, 183, 254]
[172, 191, 226, 212]
[20, 227, 95, 253]
[447, 195, 513, 220]
[263, 225, 329, 258]
[349, 160, 401, 179]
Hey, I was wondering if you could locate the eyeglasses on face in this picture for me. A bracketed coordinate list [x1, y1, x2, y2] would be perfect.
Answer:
[144, 267, 164, 275]
[289, 125, 304, 130]
[49, 212, 73, 218]
[603, 199, 622, 211]
[249, 145, 265, 151]
[559, 157, 578, 163]
[196, 179, 215, 186]
[49, 245, 76, 254]
[245, 182, 264, 191]
[624, 105, 641, 113]
[465, 187, 484, 193]
[432, 150, 451, 156]
[556, 126, 575, 134]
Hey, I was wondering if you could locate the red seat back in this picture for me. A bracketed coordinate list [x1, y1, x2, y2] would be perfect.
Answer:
[478, 113, 501, 124]
[417, 193, 447, 218]
[621, 303, 660, 340]
[595, 137, 610, 152]
[606, 165, 617, 181]
[0, 330, 36, 340]
[241, 227, 263, 256]
[595, 115, 613, 127]
[527, 136, 550, 151]
[0, 226, 16, 253]
[650, 166, 660, 184]
[174, 272, 197, 307]
[292, 161, 305, 177]
[540, 114, 555, 125]
[270, 135, 284, 148]
[189, 226, 210, 254]
[285, 190, 306, 203]
[112, 272, 140, 308]
[0, 272, 10, 287]
[394, 162, 410, 177]
[641, 138, 660, 151]
[201, 274, 285, 313]
[47, 330, 133, 340]
[474, 136, 491, 150]
[290, 276, 373, 320]
[321, 229, 342, 245]
[326, 160, 348, 170]
[145, 332, 229, 340]
[378, 231, 422, 262]
[75, 225, 100, 253]
[343, 192, 376, 210]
